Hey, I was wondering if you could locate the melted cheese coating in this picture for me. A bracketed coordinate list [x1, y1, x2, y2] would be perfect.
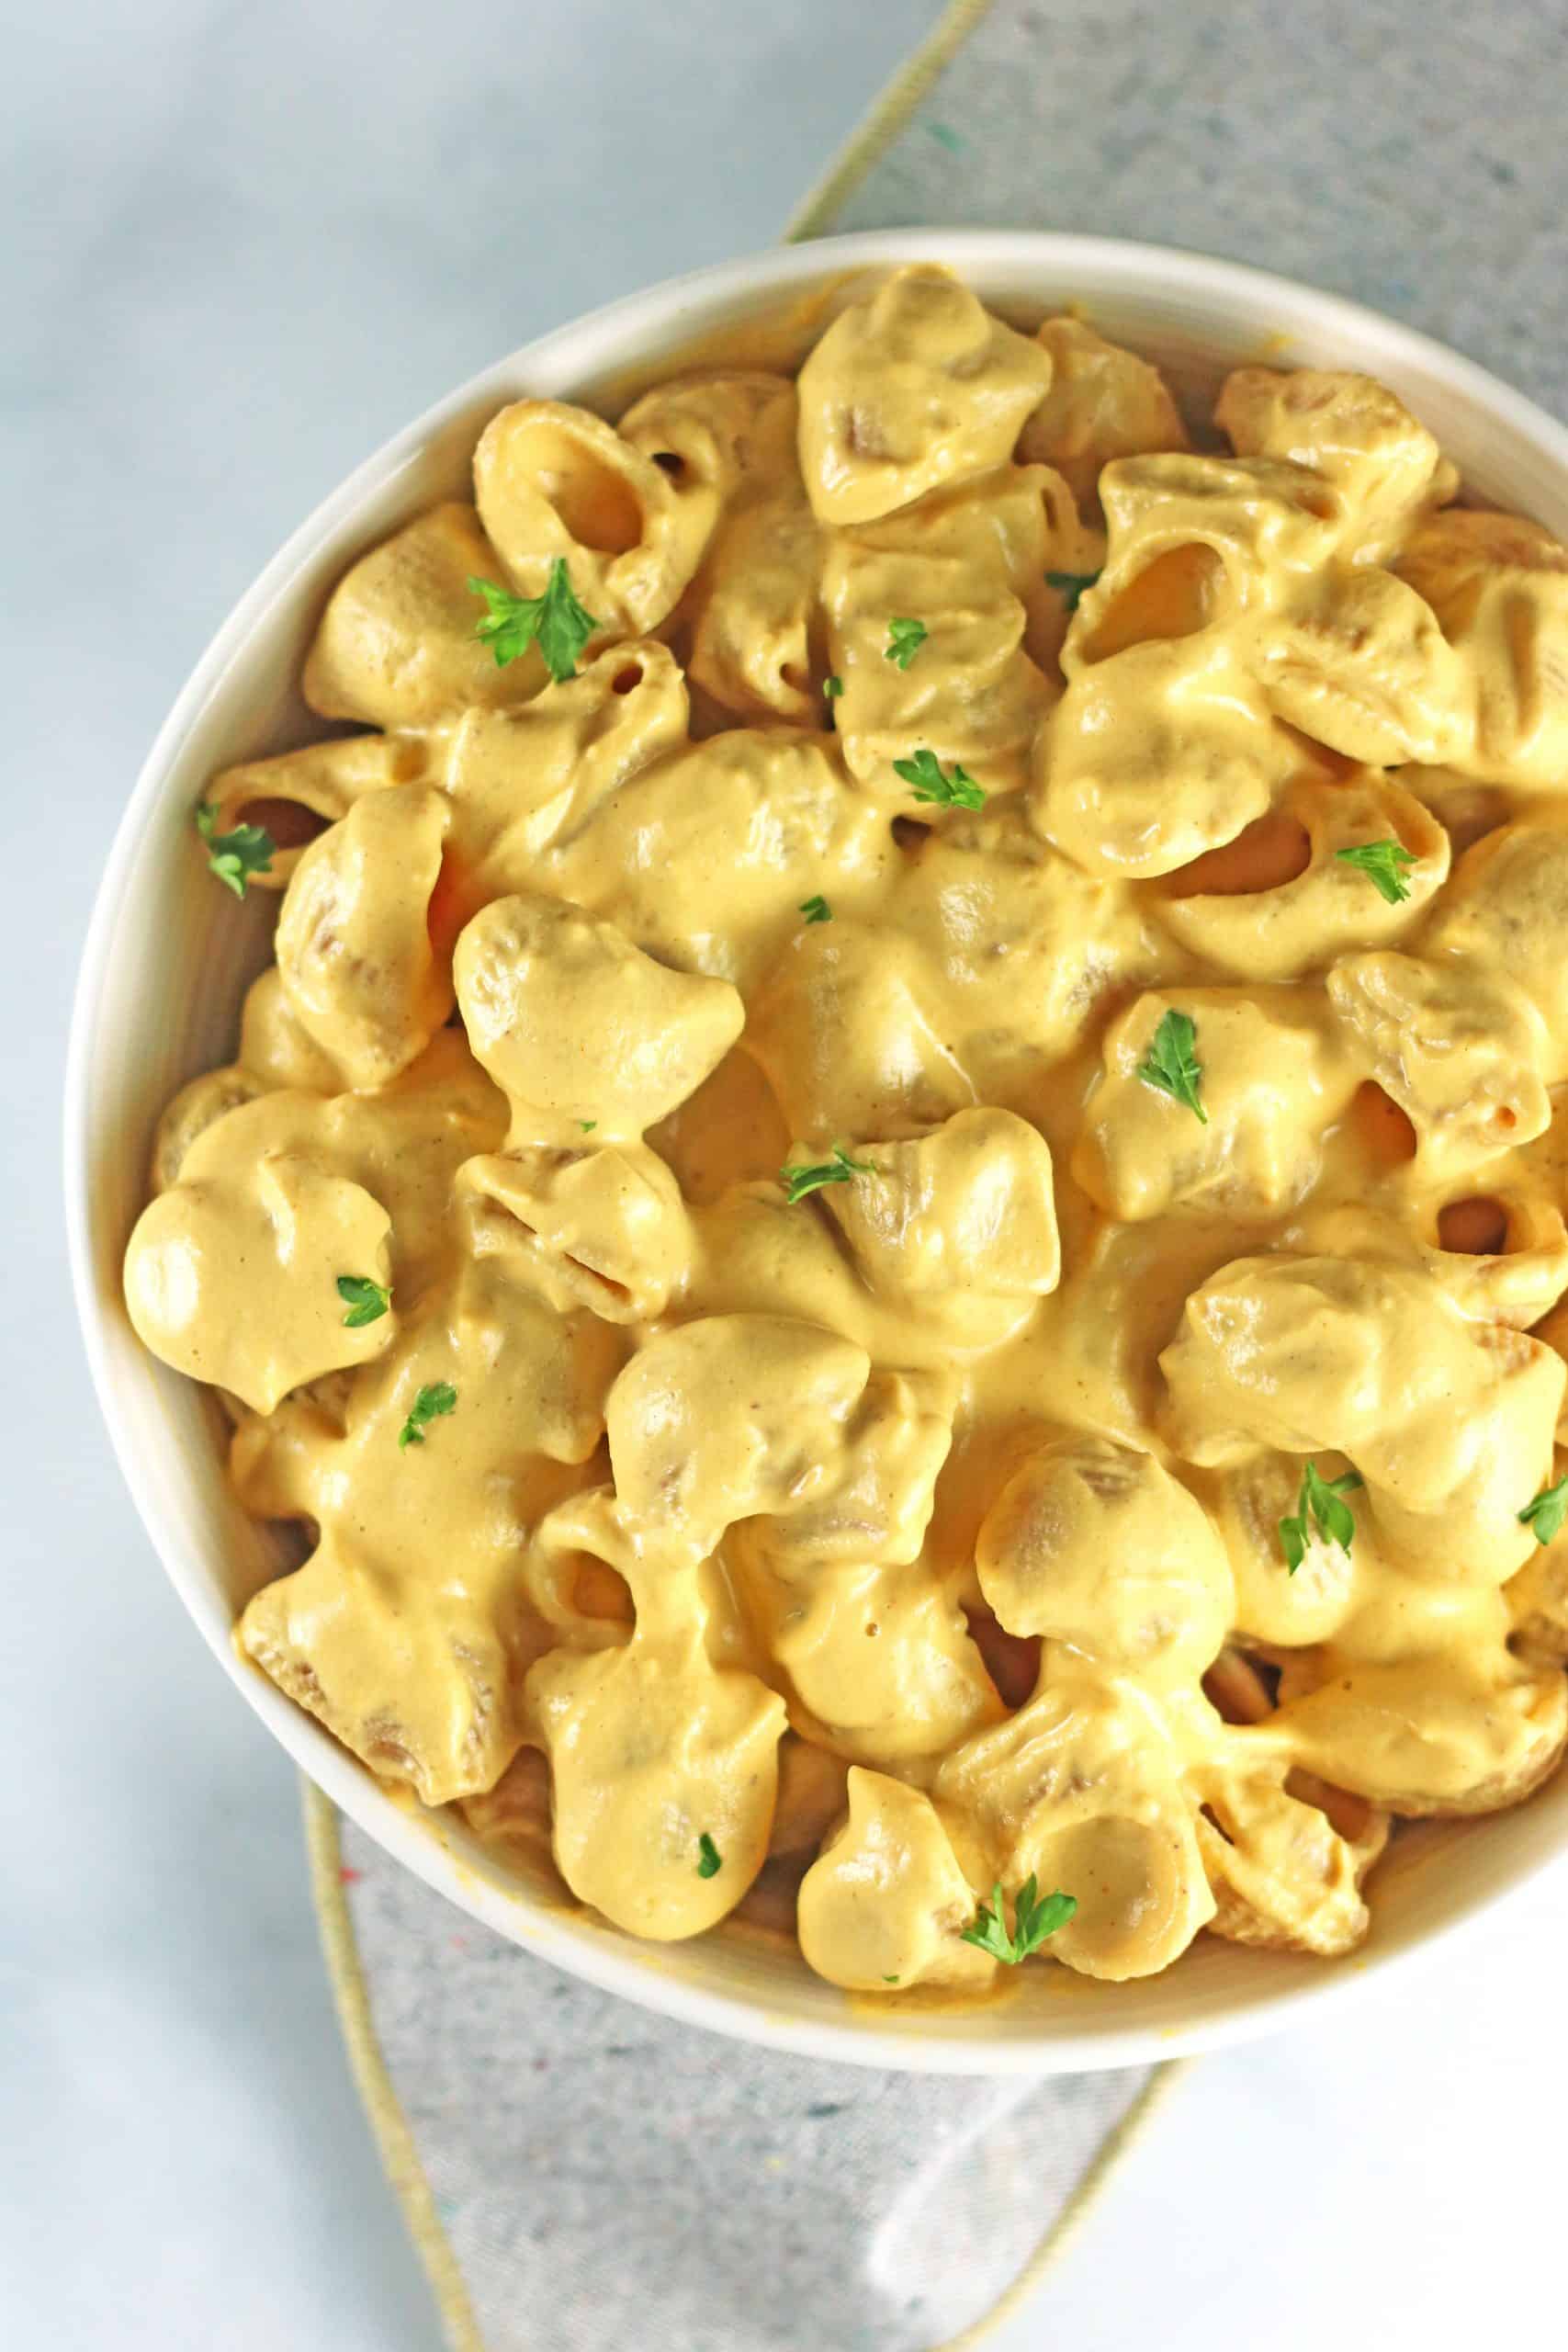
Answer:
[127, 266, 1568, 1997]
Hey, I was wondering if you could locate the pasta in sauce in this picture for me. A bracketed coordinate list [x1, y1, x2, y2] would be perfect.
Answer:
[125, 265, 1568, 1996]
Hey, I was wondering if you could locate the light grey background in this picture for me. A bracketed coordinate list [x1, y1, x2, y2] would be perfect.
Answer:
[6, 5, 1568, 2349]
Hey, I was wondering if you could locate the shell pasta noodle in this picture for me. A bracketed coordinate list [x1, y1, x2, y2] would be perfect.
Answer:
[127, 261, 1568, 1998]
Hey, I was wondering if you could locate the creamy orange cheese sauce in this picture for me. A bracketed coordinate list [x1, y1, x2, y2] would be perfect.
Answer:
[125, 266, 1568, 1995]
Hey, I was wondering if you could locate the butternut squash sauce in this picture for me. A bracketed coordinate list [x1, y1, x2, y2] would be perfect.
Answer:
[125, 266, 1568, 1995]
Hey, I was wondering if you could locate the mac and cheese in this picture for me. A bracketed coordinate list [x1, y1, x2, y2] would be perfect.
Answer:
[125, 266, 1568, 1995]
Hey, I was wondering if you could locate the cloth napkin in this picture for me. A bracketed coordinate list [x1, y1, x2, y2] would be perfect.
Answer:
[307, 0, 1568, 2341]
[793, 0, 1568, 422]
[312, 1787, 1184, 2342]
[308, 1796, 1175, 2352]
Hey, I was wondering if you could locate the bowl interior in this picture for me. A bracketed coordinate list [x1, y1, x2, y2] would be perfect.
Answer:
[67, 231, 1568, 2072]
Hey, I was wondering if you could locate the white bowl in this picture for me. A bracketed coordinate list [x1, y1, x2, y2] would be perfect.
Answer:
[67, 230, 1568, 2074]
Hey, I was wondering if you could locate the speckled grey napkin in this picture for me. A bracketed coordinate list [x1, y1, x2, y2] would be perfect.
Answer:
[320, 4, 1568, 2343]
[809, 0, 1568, 423]
[331, 1813, 1156, 2352]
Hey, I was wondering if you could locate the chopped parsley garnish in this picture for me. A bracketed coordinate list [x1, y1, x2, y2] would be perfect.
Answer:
[823, 675, 844, 698]
[1279, 1459, 1363, 1575]
[961, 1875, 1077, 1964]
[1519, 1473, 1568, 1546]
[1045, 570, 1100, 612]
[1335, 839, 1419, 905]
[885, 617, 929, 670]
[336, 1275, 390, 1329]
[1136, 1007, 1208, 1124]
[798, 895, 832, 924]
[469, 560, 600, 684]
[892, 748, 986, 810]
[195, 803, 274, 899]
[398, 1381, 457, 1450]
[580, 1120, 597, 1133]
[779, 1143, 874, 1204]
[696, 1833, 722, 1879]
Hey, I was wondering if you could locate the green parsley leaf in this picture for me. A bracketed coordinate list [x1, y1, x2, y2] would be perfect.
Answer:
[469, 560, 601, 684]
[798, 895, 832, 924]
[1136, 1007, 1208, 1124]
[779, 1143, 874, 1205]
[891, 748, 986, 810]
[580, 1120, 597, 1133]
[1045, 570, 1101, 613]
[1335, 839, 1419, 906]
[1279, 1459, 1364, 1574]
[886, 617, 929, 670]
[960, 1874, 1077, 1964]
[195, 802, 275, 899]
[398, 1381, 457, 1450]
[696, 1833, 722, 1879]
[881, 1974, 900, 1984]
[1519, 1472, 1568, 1546]
[823, 675, 844, 698]
[336, 1274, 390, 1329]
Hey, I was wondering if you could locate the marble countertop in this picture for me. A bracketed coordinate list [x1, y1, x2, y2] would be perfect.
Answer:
[6, 5, 1566, 2346]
